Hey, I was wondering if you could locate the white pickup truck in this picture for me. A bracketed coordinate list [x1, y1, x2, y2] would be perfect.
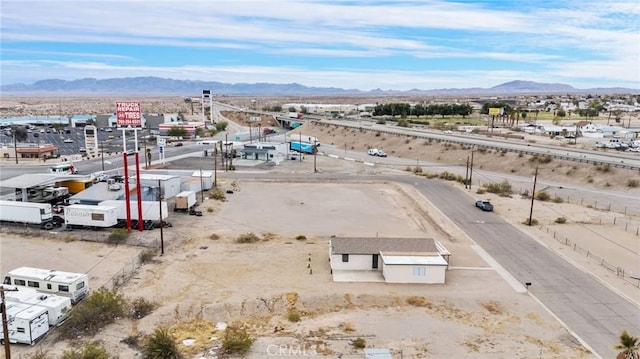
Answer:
[367, 148, 387, 157]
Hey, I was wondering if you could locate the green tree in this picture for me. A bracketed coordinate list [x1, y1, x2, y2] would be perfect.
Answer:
[142, 327, 184, 359]
[215, 121, 228, 131]
[166, 126, 187, 138]
[614, 331, 640, 359]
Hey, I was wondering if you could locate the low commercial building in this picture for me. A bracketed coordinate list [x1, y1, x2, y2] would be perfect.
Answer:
[329, 236, 450, 284]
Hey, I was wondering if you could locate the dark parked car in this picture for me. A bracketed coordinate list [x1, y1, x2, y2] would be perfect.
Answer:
[475, 200, 494, 211]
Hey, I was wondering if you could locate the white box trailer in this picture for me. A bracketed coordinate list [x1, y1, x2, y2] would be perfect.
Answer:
[0, 200, 54, 229]
[5, 287, 72, 326]
[99, 200, 169, 222]
[174, 191, 196, 212]
[64, 204, 118, 228]
[3, 267, 90, 304]
[0, 302, 50, 345]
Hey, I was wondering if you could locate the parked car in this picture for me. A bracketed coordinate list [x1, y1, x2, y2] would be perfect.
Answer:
[63, 138, 74, 143]
[174, 142, 184, 147]
[78, 147, 86, 152]
[475, 200, 494, 212]
[367, 148, 387, 157]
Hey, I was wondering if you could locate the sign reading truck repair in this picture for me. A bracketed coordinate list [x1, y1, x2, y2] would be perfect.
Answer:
[116, 101, 142, 127]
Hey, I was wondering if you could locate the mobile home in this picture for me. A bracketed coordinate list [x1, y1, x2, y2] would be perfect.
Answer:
[5, 287, 72, 326]
[3, 267, 89, 304]
[0, 302, 49, 345]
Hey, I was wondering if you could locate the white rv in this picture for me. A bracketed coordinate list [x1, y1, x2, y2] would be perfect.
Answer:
[5, 287, 72, 326]
[3, 267, 89, 304]
[0, 302, 49, 345]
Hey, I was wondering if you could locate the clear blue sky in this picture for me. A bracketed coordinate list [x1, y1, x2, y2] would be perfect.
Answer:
[1, 0, 638, 91]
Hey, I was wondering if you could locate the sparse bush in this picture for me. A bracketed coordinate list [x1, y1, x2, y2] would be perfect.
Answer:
[405, 166, 412, 172]
[352, 337, 366, 349]
[397, 119, 410, 127]
[236, 232, 261, 243]
[130, 297, 156, 319]
[339, 322, 355, 332]
[535, 192, 551, 201]
[523, 218, 539, 226]
[587, 176, 594, 183]
[207, 207, 214, 212]
[555, 217, 567, 224]
[221, 327, 255, 355]
[139, 248, 157, 264]
[141, 327, 184, 359]
[295, 235, 307, 241]
[61, 342, 115, 359]
[209, 188, 227, 201]
[595, 164, 611, 173]
[413, 166, 423, 174]
[476, 188, 486, 194]
[553, 196, 564, 203]
[287, 310, 301, 322]
[627, 179, 639, 188]
[406, 296, 430, 307]
[210, 233, 220, 240]
[483, 179, 513, 197]
[59, 287, 127, 339]
[108, 228, 130, 243]
[26, 349, 51, 359]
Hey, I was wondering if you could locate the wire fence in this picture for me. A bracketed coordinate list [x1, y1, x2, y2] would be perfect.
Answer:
[538, 224, 640, 288]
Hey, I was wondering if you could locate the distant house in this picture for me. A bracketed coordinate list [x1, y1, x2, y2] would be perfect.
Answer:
[242, 142, 288, 164]
[329, 236, 450, 284]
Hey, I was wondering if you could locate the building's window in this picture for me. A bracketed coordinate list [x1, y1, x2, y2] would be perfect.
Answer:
[17, 327, 25, 333]
[413, 267, 426, 276]
[15, 279, 26, 286]
[342, 254, 349, 262]
[3, 277, 10, 285]
[27, 280, 40, 288]
[59, 285, 69, 292]
[76, 282, 85, 290]
[47, 284, 52, 290]
[91, 213, 105, 221]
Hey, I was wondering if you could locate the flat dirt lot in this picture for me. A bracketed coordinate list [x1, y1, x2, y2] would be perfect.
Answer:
[3, 172, 598, 358]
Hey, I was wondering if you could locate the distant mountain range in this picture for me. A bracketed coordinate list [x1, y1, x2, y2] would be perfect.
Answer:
[1, 78, 636, 96]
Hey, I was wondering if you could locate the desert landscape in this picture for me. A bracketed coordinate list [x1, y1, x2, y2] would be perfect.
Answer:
[1, 96, 639, 358]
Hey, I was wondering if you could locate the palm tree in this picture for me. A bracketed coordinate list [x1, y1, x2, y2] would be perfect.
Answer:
[12, 125, 28, 164]
[141, 327, 183, 359]
[614, 330, 640, 359]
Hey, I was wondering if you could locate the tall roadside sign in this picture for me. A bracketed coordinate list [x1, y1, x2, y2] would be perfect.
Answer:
[116, 101, 142, 128]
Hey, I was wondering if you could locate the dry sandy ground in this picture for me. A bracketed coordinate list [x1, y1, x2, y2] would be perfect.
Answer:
[4, 161, 634, 358]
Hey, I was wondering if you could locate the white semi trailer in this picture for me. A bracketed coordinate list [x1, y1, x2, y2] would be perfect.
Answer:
[0, 302, 50, 345]
[64, 204, 118, 229]
[98, 200, 169, 222]
[0, 200, 55, 229]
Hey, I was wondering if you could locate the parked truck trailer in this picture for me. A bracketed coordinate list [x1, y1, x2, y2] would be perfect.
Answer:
[174, 191, 197, 212]
[99, 200, 169, 222]
[0, 200, 55, 229]
[289, 141, 317, 155]
[0, 302, 50, 345]
[64, 204, 118, 229]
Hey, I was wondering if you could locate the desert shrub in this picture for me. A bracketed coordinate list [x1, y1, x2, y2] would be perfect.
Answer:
[139, 248, 157, 264]
[108, 228, 130, 243]
[222, 327, 255, 355]
[287, 310, 301, 322]
[627, 179, 639, 188]
[595, 164, 611, 173]
[483, 179, 513, 197]
[236, 232, 261, 243]
[523, 218, 539, 226]
[529, 155, 552, 164]
[413, 166, 423, 174]
[215, 121, 228, 131]
[406, 296, 429, 307]
[481, 301, 503, 314]
[476, 188, 486, 194]
[209, 188, 227, 201]
[59, 287, 127, 339]
[209, 233, 220, 240]
[552, 196, 564, 203]
[61, 342, 115, 359]
[207, 207, 214, 212]
[141, 327, 184, 359]
[295, 235, 307, 241]
[405, 166, 412, 172]
[535, 192, 551, 201]
[352, 337, 366, 349]
[587, 176, 594, 183]
[555, 217, 567, 224]
[339, 322, 355, 333]
[130, 297, 157, 319]
[376, 118, 386, 125]
[397, 119, 410, 127]
[26, 350, 51, 359]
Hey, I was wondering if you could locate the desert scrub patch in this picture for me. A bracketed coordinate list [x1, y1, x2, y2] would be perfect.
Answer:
[209, 233, 220, 240]
[406, 296, 430, 307]
[352, 337, 366, 349]
[236, 232, 261, 243]
[108, 228, 130, 244]
[209, 188, 227, 201]
[628, 179, 639, 188]
[287, 310, 301, 322]
[222, 326, 255, 355]
[130, 297, 157, 319]
[295, 234, 307, 240]
[554, 217, 567, 224]
[138, 248, 158, 264]
[481, 301, 503, 314]
[339, 322, 356, 333]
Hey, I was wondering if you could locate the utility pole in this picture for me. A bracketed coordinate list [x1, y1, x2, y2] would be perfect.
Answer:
[213, 146, 218, 188]
[100, 140, 105, 171]
[1, 285, 19, 359]
[157, 179, 164, 255]
[528, 166, 539, 226]
[469, 148, 475, 191]
[465, 156, 470, 189]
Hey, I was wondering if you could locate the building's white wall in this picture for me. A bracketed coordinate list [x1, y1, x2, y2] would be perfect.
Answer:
[382, 264, 446, 284]
[330, 254, 377, 271]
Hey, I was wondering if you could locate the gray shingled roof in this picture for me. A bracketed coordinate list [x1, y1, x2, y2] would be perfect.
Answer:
[331, 237, 437, 255]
